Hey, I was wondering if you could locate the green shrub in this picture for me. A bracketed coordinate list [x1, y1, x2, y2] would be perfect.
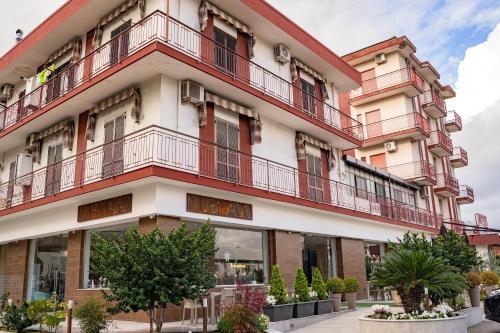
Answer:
[325, 277, 345, 294]
[0, 292, 9, 313]
[311, 268, 327, 300]
[27, 298, 52, 332]
[481, 271, 499, 286]
[269, 265, 287, 304]
[294, 268, 310, 302]
[467, 272, 481, 287]
[2, 302, 35, 333]
[344, 277, 360, 293]
[74, 298, 112, 333]
[27, 293, 66, 333]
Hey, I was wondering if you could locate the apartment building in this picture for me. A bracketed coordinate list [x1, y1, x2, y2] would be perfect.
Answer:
[0, 0, 483, 321]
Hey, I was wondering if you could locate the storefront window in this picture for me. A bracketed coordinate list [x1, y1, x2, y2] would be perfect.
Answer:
[214, 228, 267, 285]
[302, 235, 337, 282]
[27, 236, 68, 301]
[83, 223, 135, 289]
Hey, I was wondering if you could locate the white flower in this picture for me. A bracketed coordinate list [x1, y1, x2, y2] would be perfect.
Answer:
[309, 291, 318, 299]
[266, 295, 276, 306]
[433, 303, 454, 315]
[371, 304, 391, 314]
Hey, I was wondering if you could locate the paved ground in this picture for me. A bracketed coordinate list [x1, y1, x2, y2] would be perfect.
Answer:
[468, 319, 500, 333]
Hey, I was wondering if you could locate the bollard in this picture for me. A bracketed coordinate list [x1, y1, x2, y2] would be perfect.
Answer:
[67, 300, 74, 333]
[202, 298, 208, 333]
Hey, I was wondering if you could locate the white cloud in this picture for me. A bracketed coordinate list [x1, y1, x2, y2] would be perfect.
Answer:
[450, 24, 500, 120]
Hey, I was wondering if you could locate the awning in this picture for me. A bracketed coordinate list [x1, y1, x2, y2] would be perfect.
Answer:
[86, 87, 141, 141]
[93, 0, 146, 47]
[28, 118, 75, 163]
[199, 1, 256, 58]
[200, 91, 262, 144]
[295, 132, 335, 170]
[290, 58, 329, 100]
[45, 37, 82, 65]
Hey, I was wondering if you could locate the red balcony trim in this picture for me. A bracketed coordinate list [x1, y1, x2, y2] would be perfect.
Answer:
[451, 147, 468, 166]
[384, 160, 436, 184]
[362, 112, 429, 145]
[419, 90, 447, 116]
[445, 111, 462, 130]
[468, 234, 500, 246]
[0, 126, 439, 232]
[428, 130, 453, 154]
[435, 173, 460, 195]
[457, 185, 474, 204]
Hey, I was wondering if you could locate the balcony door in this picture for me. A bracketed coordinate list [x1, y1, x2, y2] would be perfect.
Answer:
[361, 68, 377, 94]
[216, 118, 239, 182]
[45, 144, 63, 196]
[6, 161, 16, 208]
[110, 21, 131, 66]
[301, 79, 316, 115]
[102, 115, 125, 179]
[214, 27, 237, 74]
[365, 109, 382, 138]
[16, 90, 26, 121]
[307, 154, 323, 202]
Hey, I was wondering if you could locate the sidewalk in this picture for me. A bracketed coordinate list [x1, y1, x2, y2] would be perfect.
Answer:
[291, 307, 372, 333]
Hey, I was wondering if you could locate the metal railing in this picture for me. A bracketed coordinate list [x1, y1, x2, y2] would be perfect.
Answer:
[458, 185, 474, 201]
[349, 67, 424, 98]
[445, 110, 462, 129]
[363, 112, 429, 140]
[0, 11, 363, 142]
[443, 218, 467, 234]
[436, 173, 459, 193]
[384, 160, 436, 182]
[429, 130, 453, 152]
[419, 90, 447, 114]
[0, 125, 439, 229]
[451, 147, 468, 164]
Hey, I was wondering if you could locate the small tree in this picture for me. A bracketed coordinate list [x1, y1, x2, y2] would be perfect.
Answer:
[325, 277, 344, 294]
[344, 277, 360, 294]
[311, 268, 327, 300]
[433, 230, 482, 274]
[93, 223, 216, 333]
[389, 232, 432, 253]
[74, 298, 112, 333]
[294, 268, 310, 302]
[269, 265, 287, 304]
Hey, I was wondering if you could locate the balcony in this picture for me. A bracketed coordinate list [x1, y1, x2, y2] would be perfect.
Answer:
[444, 111, 462, 133]
[0, 11, 363, 148]
[457, 185, 474, 204]
[0, 125, 439, 230]
[362, 112, 429, 146]
[443, 218, 467, 234]
[428, 130, 453, 157]
[450, 147, 468, 168]
[349, 67, 424, 106]
[419, 90, 447, 118]
[384, 161, 436, 185]
[435, 173, 460, 197]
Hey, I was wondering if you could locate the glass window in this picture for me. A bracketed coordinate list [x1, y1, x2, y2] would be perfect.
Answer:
[307, 154, 323, 202]
[214, 228, 267, 285]
[214, 27, 237, 74]
[27, 236, 68, 301]
[355, 175, 368, 199]
[83, 223, 135, 289]
[301, 79, 316, 114]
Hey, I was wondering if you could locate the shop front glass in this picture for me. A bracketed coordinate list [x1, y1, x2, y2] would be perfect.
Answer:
[302, 235, 337, 282]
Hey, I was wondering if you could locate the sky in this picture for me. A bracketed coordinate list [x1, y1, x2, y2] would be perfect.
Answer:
[0, 1, 499, 227]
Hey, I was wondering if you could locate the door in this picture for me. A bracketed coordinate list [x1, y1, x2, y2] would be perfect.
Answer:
[45, 144, 63, 196]
[214, 27, 237, 74]
[370, 153, 387, 169]
[301, 79, 316, 115]
[361, 68, 377, 94]
[307, 154, 323, 202]
[46, 62, 70, 103]
[216, 119, 239, 182]
[375, 182, 388, 217]
[102, 115, 125, 179]
[365, 110, 382, 138]
[16, 90, 26, 121]
[6, 161, 16, 208]
[110, 21, 131, 66]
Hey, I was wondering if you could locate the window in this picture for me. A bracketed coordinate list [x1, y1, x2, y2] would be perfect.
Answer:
[306, 153, 323, 202]
[110, 21, 131, 66]
[102, 115, 125, 179]
[82, 223, 136, 289]
[46, 61, 71, 103]
[214, 27, 237, 74]
[393, 189, 404, 203]
[301, 79, 316, 114]
[45, 144, 63, 196]
[355, 175, 368, 199]
[214, 228, 267, 285]
[27, 235, 68, 301]
[16, 90, 26, 121]
[216, 118, 239, 182]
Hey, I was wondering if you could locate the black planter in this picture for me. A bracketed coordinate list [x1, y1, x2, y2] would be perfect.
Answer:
[263, 303, 294, 322]
[293, 301, 316, 318]
[315, 299, 333, 315]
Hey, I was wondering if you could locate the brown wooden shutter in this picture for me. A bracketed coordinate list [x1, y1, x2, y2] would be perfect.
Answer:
[227, 122, 239, 182]
[102, 120, 114, 179]
[6, 161, 17, 207]
[113, 114, 125, 175]
[216, 119, 228, 180]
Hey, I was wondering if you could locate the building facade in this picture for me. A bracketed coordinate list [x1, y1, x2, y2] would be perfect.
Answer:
[0, 0, 484, 321]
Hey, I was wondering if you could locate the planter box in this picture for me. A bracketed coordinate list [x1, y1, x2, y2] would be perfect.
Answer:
[263, 303, 294, 322]
[468, 287, 480, 308]
[359, 315, 467, 333]
[315, 299, 333, 315]
[345, 292, 357, 309]
[293, 301, 316, 318]
[456, 307, 483, 328]
[331, 293, 342, 312]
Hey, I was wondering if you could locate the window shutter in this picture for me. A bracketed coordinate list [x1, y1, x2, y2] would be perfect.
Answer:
[114, 114, 125, 139]
[104, 120, 114, 144]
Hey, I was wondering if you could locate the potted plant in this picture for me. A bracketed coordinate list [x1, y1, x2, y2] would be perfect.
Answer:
[344, 277, 360, 310]
[312, 268, 332, 315]
[467, 272, 481, 307]
[326, 277, 344, 312]
[481, 271, 499, 295]
[263, 265, 294, 322]
[293, 268, 315, 318]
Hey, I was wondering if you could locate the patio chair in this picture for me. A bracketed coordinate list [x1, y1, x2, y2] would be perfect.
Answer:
[181, 299, 203, 326]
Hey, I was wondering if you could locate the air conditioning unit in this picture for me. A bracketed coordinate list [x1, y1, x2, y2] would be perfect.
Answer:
[384, 141, 397, 153]
[420, 186, 430, 199]
[273, 44, 291, 64]
[25, 133, 36, 150]
[181, 80, 204, 105]
[375, 53, 386, 64]
[15, 153, 33, 185]
[0, 84, 14, 100]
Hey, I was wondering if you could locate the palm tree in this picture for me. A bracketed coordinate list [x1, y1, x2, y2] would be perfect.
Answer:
[371, 248, 467, 313]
